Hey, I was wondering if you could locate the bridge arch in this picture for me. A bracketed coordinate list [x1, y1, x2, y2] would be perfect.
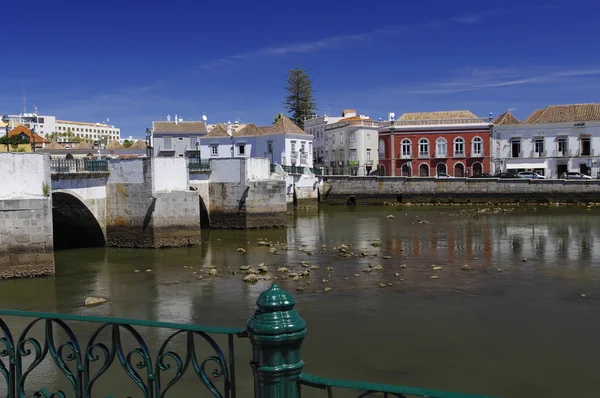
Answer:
[199, 195, 211, 229]
[52, 192, 105, 250]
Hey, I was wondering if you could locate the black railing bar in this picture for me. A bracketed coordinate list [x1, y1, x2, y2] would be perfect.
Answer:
[0, 309, 245, 336]
[229, 333, 236, 398]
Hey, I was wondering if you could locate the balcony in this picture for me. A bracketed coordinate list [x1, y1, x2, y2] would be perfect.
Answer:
[400, 153, 412, 159]
[347, 160, 359, 167]
[434, 151, 447, 159]
[290, 151, 299, 164]
[418, 151, 430, 159]
[469, 150, 484, 158]
[453, 151, 465, 158]
[329, 161, 337, 167]
[187, 158, 210, 171]
[281, 165, 304, 175]
[576, 149, 594, 157]
[364, 160, 373, 166]
[530, 150, 547, 158]
[510, 151, 524, 158]
[50, 158, 109, 173]
[552, 149, 572, 157]
[300, 154, 308, 165]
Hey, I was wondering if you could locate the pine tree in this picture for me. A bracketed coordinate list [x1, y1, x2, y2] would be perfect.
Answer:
[284, 68, 317, 128]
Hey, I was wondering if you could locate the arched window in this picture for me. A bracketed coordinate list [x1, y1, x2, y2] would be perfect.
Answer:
[401, 139, 412, 158]
[435, 138, 447, 157]
[471, 136, 483, 157]
[379, 139, 386, 159]
[418, 138, 429, 158]
[453, 137, 465, 157]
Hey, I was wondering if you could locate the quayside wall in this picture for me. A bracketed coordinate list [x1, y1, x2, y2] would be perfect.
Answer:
[322, 176, 600, 205]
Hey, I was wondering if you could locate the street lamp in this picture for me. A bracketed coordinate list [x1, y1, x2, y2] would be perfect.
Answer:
[196, 140, 200, 164]
[30, 126, 36, 153]
[2, 114, 9, 152]
[145, 128, 152, 157]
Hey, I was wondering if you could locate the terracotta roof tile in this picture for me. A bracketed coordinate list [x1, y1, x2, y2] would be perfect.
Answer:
[260, 116, 308, 135]
[204, 124, 229, 137]
[153, 121, 207, 134]
[8, 125, 49, 143]
[493, 111, 521, 125]
[523, 103, 600, 124]
[397, 110, 485, 125]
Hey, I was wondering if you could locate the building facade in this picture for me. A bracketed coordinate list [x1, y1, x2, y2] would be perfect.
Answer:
[303, 111, 344, 166]
[5, 112, 120, 143]
[151, 118, 208, 158]
[199, 116, 314, 168]
[492, 103, 600, 178]
[378, 111, 493, 177]
[323, 112, 379, 176]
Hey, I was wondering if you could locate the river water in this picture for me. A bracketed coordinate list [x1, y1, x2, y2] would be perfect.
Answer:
[1, 205, 599, 397]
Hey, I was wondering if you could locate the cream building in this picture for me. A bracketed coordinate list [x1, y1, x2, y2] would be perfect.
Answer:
[323, 111, 379, 176]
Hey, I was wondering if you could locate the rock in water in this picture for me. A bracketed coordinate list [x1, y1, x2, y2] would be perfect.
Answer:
[243, 274, 259, 283]
[324, 287, 332, 292]
[461, 264, 472, 271]
[371, 241, 382, 247]
[209, 268, 218, 276]
[432, 266, 443, 271]
[236, 248, 246, 253]
[429, 275, 439, 279]
[277, 267, 289, 272]
[84, 297, 108, 306]
[387, 215, 395, 219]
[239, 265, 250, 270]
[257, 264, 269, 273]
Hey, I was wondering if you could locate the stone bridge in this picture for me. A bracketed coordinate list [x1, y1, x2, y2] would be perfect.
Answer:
[0, 153, 298, 279]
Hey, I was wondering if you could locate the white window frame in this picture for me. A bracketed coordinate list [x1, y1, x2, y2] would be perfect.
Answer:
[471, 136, 483, 156]
[436, 138, 447, 157]
[453, 137, 465, 157]
[418, 138, 429, 158]
[210, 145, 218, 156]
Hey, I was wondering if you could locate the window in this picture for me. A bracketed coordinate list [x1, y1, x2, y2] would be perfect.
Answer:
[340, 132, 344, 144]
[435, 138, 447, 157]
[164, 137, 172, 150]
[557, 137, 568, 155]
[534, 138, 544, 156]
[178, 137, 184, 141]
[267, 140, 273, 154]
[291, 141, 296, 153]
[350, 131, 356, 142]
[401, 139, 412, 158]
[309, 142, 312, 156]
[38, 117, 44, 123]
[453, 137, 465, 156]
[581, 136, 591, 156]
[331, 151, 335, 161]
[471, 137, 483, 156]
[366, 149, 371, 162]
[418, 138, 429, 158]
[238, 144, 246, 155]
[511, 139, 521, 157]
[211, 145, 218, 156]
[301, 141, 306, 153]
[190, 137, 198, 148]
[349, 149, 357, 164]
[367, 133, 371, 143]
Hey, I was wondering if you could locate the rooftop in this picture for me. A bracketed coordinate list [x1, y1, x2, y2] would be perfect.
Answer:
[153, 121, 208, 134]
[493, 111, 521, 125]
[523, 103, 600, 124]
[9, 125, 49, 144]
[202, 116, 308, 138]
[56, 120, 115, 127]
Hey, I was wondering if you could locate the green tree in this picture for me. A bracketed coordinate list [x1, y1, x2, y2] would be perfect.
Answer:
[123, 140, 132, 148]
[273, 112, 284, 124]
[283, 67, 317, 128]
[0, 135, 30, 145]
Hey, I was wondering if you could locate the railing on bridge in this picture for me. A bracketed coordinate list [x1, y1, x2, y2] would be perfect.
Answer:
[187, 158, 211, 171]
[0, 284, 499, 398]
[50, 158, 109, 173]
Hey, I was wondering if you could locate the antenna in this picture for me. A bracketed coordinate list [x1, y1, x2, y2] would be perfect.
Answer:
[22, 91, 26, 114]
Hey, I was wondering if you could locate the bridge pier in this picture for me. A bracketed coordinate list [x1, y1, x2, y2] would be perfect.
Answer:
[105, 158, 201, 248]
[0, 153, 54, 278]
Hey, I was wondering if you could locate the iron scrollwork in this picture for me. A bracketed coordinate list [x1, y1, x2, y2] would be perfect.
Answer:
[0, 312, 241, 398]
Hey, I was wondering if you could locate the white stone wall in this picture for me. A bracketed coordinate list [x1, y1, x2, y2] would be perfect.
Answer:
[152, 157, 188, 192]
[209, 159, 243, 183]
[245, 158, 270, 180]
[0, 153, 49, 199]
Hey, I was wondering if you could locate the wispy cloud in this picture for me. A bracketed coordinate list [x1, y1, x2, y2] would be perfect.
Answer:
[392, 67, 600, 95]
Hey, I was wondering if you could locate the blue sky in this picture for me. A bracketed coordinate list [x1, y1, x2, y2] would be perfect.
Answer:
[2, 0, 599, 137]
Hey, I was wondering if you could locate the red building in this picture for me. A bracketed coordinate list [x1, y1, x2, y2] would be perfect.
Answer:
[377, 111, 493, 177]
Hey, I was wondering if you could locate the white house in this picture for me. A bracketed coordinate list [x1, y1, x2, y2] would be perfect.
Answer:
[323, 111, 379, 176]
[198, 116, 314, 169]
[492, 103, 600, 178]
[304, 111, 344, 166]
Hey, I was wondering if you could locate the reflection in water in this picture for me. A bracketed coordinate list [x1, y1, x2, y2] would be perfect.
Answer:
[0, 207, 599, 398]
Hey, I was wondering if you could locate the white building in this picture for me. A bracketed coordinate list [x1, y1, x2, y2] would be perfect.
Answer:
[303, 111, 344, 166]
[323, 111, 379, 176]
[4, 111, 120, 143]
[492, 103, 600, 178]
[198, 116, 314, 169]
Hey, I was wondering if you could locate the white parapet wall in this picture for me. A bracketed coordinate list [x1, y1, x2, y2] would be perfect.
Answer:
[152, 157, 188, 192]
[0, 153, 50, 199]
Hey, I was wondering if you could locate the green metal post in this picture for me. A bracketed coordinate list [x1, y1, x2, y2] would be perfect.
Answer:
[247, 284, 307, 398]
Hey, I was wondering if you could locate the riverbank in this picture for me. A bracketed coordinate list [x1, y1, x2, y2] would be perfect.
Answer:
[323, 176, 600, 205]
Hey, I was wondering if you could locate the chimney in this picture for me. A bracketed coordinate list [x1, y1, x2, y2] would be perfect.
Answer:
[388, 112, 395, 122]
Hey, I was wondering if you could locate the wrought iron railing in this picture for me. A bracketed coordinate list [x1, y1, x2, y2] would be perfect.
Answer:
[0, 309, 244, 398]
[0, 285, 500, 398]
[187, 158, 211, 171]
[281, 165, 304, 175]
[311, 167, 323, 176]
[50, 159, 109, 173]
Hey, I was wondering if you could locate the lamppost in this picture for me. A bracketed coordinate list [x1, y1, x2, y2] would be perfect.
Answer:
[268, 142, 274, 165]
[145, 128, 152, 157]
[196, 140, 200, 164]
[30, 126, 36, 153]
[2, 115, 9, 152]
[228, 121, 234, 159]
